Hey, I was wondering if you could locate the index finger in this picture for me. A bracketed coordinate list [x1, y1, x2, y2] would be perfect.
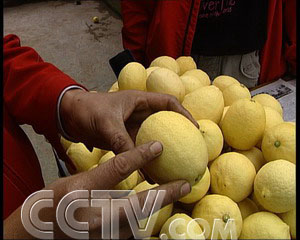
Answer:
[84, 141, 163, 190]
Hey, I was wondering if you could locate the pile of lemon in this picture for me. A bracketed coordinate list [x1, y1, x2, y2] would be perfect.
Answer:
[61, 55, 295, 239]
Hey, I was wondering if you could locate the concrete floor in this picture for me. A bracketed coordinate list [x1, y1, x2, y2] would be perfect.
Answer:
[4, 0, 123, 185]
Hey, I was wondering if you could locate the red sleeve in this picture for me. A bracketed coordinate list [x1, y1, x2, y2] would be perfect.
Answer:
[3, 34, 85, 170]
[283, 0, 296, 76]
[120, 0, 156, 65]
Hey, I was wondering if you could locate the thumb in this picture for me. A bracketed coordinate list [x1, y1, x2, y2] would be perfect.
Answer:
[85, 141, 163, 190]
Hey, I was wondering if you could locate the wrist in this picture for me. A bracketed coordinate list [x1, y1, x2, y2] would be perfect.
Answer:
[59, 88, 85, 140]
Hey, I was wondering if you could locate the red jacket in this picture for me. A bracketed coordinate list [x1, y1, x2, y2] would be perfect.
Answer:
[121, 0, 296, 84]
[3, 34, 81, 219]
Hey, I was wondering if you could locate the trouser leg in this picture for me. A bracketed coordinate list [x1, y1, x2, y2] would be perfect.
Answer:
[191, 54, 222, 82]
[191, 51, 261, 88]
[220, 51, 260, 88]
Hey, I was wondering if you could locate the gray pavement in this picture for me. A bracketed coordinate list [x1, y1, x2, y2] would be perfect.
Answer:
[4, 0, 124, 185]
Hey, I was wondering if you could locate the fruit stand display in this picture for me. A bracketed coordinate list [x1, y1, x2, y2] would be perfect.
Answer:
[58, 56, 295, 239]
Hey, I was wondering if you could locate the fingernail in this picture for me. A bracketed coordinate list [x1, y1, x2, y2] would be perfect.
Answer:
[180, 182, 191, 196]
[150, 141, 163, 156]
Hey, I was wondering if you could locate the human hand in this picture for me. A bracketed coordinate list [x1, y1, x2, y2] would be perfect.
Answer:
[4, 142, 191, 239]
[59, 89, 198, 154]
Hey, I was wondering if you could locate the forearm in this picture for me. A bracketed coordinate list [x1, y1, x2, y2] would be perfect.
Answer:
[3, 34, 85, 138]
[4, 179, 69, 239]
[3, 34, 87, 169]
[4, 207, 68, 239]
[4, 206, 36, 239]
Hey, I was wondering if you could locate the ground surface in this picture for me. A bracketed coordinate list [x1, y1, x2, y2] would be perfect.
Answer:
[4, 0, 123, 185]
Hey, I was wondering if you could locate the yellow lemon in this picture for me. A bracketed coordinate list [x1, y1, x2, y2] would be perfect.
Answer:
[235, 147, 266, 172]
[219, 106, 229, 127]
[254, 159, 295, 213]
[182, 69, 211, 86]
[197, 119, 224, 161]
[132, 181, 173, 238]
[192, 194, 243, 239]
[98, 151, 115, 164]
[146, 66, 160, 78]
[210, 152, 256, 202]
[146, 68, 185, 102]
[180, 75, 205, 95]
[150, 56, 180, 74]
[263, 106, 284, 129]
[182, 85, 224, 124]
[99, 151, 138, 190]
[239, 211, 290, 239]
[237, 198, 258, 220]
[118, 62, 147, 91]
[108, 81, 119, 92]
[207, 158, 216, 169]
[136, 111, 208, 186]
[88, 164, 98, 171]
[66, 143, 102, 172]
[176, 56, 197, 76]
[221, 98, 266, 150]
[114, 171, 139, 190]
[132, 180, 156, 192]
[256, 106, 284, 148]
[249, 191, 266, 211]
[279, 208, 296, 239]
[212, 75, 240, 92]
[136, 172, 145, 184]
[287, 121, 296, 126]
[160, 213, 204, 239]
[261, 122, 296, 164]
[92, 16, 99, 23]
[179, 167, 210, 204]
[222, 83, 251, 106]
[252, 93, 283, 116]
[60, 136, 73, 151]
[100, 149, 109, 155]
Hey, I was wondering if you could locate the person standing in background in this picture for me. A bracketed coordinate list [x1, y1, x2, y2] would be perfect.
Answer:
[190, 0, 268, 88]
[121, 0, 296, 87]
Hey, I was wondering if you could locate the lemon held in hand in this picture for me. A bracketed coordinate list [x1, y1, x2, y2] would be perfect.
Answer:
[179, 167, 210, 204]
[136, 111, 208, 186]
